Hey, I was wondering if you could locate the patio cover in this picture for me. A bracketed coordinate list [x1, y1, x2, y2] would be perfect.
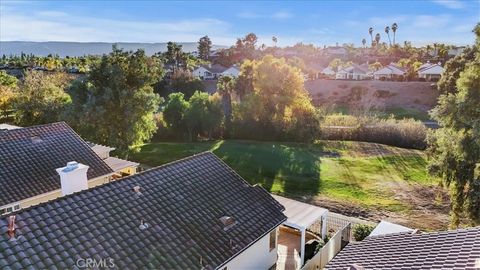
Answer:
[104, 157, 139, 173]
[272, 195, 328, 230]
[273, 195, 329, 267]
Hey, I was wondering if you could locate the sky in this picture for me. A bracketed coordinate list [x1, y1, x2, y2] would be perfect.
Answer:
[1, 0, 479, 47]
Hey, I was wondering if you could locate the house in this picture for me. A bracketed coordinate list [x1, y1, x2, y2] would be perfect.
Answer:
[221, 65, 240, 77]
[320, 66, 336, 78]
[335, 65, 369, 80]
[192, 64, 228, 80]
[0, 152, 287, 270]
[418, 62, 444, 82]
[0, 122, 136, 215]
[373, 63, 406, 81]
[368, 220, 413, 236]
[323, 46, 348, 58]
[325, 226, 480, 269]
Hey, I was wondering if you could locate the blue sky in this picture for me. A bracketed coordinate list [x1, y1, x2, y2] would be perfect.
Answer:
[1, 0, 479, 47]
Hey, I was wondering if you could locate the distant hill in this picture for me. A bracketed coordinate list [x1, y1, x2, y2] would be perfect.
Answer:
[0, 41, 228, 57]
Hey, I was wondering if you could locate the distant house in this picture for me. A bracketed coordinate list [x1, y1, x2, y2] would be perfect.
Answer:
[0, 152, 287, 270]
[336, 65, 369, 80]
[192, 64, 228, 80]
[326, 226, 480, 269]
[321, 66, 336, 78]
[448, 46, 466, 57]
[323, 46, 348, 58]
[373, 64, 406, 81]
[418, 62, 444, 82]
[221, 65, 240, 77]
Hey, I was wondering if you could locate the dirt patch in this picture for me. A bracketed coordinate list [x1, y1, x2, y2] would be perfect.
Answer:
[311, 183, 450, 231]
[306, 80, 438, 112]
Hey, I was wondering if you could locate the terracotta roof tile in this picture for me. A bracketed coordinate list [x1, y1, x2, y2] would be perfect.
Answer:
[326, 227, 480, 270]
[0, 122, 113, 206]
[0, 152, 286, 269]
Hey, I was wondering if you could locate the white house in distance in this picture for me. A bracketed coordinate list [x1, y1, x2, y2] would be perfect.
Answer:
[418, 62, 444, 81]
[221, 65, 240, 77]
[373, 63, 406, 80]
[321, 66, 336, 78]
[192, 64, 240, 80]
[336, 65, 369, 80]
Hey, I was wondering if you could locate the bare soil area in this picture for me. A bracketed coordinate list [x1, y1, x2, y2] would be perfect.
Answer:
[306, 80, 439, 112]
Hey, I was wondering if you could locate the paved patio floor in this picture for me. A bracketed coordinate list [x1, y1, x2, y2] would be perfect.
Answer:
[276, 226, 318, 270]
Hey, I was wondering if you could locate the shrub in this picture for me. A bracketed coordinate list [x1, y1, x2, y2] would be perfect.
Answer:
[352, 224, 374, 241]
[321, 114, 428, 149]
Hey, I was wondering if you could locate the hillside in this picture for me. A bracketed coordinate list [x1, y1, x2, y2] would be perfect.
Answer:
[306, 80, 439, 114]
[0, 41, 228, 57]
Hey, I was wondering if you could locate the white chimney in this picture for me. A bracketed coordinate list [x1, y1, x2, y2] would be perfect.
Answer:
[56, 161, 89, 196]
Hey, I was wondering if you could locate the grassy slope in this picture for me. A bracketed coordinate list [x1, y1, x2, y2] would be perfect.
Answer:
[131, 140, 437, 213]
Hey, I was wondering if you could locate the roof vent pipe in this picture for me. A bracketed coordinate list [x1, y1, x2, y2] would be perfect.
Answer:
[7, 215, 16, 239]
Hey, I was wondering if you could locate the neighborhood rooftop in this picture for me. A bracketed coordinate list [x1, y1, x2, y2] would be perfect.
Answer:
[326, 226, 480, 270]
[0, 152, 287, 269]
[0, 122, 113, 207]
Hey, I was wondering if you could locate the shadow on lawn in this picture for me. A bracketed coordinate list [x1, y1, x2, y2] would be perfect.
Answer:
[214, 141, 322, 197]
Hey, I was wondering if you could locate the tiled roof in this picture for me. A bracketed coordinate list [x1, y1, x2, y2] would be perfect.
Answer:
[0, 152, 287, 269]
[326, 226, 480, 270]
[0, 122, 113, 206]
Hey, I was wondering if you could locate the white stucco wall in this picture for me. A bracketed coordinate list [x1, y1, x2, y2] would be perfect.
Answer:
[222, 227, 279, 270]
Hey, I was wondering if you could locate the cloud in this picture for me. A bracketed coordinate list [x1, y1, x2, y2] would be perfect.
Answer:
[271, 11, 293, 19]
[237, 10, 293, 20]
[0, 7, 234, 44]
[413, 14, 451, 28]
[432, 0, 465, 9]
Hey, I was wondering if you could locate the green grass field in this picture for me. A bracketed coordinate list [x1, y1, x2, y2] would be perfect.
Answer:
[131, 140, 438, 214]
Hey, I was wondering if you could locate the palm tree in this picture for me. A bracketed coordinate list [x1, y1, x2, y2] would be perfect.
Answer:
[391, 23, 398, 45]
[272, 36, 278, 47]
[385, 26, 391, 46]
[362, 38, 366, 48]
[368, 27, 374, 46]
[217, 76, 236, 138]
[375, 33, 381, 47]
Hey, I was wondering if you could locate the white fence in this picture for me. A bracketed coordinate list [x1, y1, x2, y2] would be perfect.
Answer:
[302, 223, 351, 270]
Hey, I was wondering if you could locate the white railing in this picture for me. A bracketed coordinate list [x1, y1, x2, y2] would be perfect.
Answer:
[302, 223, 351, 270]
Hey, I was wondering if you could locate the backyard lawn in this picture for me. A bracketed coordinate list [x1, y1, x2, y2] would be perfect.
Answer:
[130, 140, 448, 229]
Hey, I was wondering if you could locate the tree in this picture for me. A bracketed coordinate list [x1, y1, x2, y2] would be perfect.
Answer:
[233, 55, 321, 142]
[234, 60, 255, 100]
[217, 76, 235, 137]
[184, 91, 223, 141]
[165, 42, 184, 72]
[170, 69, 205, 99]
[13, 71, 71, 126]
[375, 33, 381, 47]
[0, 71, 18, 119]
[163, 92, 189, 136]
[438, 46, 476, 94]
[198, 35, 212, 61]
[385, 26, 391, 46]
[428, 23, 480, 227]
[272, 36, 278, 47]
[368, 27, 374, 46]
[362, 38, 366, 48]
[392, 23, 398, 45]
[67, 47, 162, 155]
